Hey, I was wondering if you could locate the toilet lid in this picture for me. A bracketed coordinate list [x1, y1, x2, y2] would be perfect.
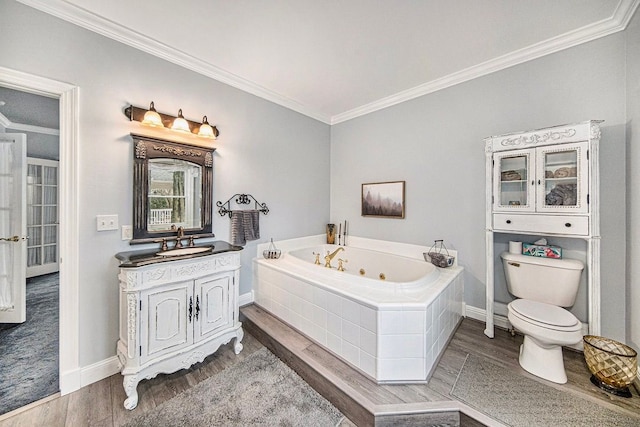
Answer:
[510, 299, 580, 329]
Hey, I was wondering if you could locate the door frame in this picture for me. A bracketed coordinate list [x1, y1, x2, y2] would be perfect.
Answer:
[0, 66, 80, 394]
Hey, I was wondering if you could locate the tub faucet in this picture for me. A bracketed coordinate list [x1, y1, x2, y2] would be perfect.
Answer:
[324, 247, 344, 268]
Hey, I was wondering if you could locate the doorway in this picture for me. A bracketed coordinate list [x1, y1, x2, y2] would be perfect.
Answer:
[0, 87, 60, 415]
[0, 66, 80, 408]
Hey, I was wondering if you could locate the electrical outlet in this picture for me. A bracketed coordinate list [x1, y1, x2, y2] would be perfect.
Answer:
[96, 214, 119, 231]
[122, 225, 133, 240]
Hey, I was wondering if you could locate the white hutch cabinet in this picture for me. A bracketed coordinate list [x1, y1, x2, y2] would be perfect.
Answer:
[484, 121, 601, 337]
[116, 250, 243, 410]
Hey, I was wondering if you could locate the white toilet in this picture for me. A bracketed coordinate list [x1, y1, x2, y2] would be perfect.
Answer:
[501, 251, 584, 384]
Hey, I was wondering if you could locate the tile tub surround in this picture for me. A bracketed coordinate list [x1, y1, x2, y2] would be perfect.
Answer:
[253, 235, 464, 382]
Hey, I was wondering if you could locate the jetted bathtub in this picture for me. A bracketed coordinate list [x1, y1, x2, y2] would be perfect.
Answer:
[253, 235, 464, 382]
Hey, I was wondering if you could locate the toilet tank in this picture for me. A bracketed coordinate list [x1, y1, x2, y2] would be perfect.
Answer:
[500, 252, 584, 307]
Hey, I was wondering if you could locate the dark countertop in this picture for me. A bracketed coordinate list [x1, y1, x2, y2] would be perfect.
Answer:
[115, 240, 243, 268]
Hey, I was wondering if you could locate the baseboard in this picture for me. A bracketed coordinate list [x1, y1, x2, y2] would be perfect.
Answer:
[239, 290, 254, 307]
[60, 369, 82, 395]
[465, 304, 511, 330]
[79, 356, 120, 388]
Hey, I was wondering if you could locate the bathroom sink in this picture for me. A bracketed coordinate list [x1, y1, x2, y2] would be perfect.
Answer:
[156, 247, 213, 257]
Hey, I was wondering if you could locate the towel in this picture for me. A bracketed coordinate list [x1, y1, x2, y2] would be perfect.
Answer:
[230, 210, 260, 246]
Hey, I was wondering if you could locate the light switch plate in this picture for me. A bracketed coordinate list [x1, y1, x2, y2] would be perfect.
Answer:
[97, 214, 119, 231]
[121, 225, 133, 240]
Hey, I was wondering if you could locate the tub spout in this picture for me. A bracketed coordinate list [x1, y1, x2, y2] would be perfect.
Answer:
[324, 247, 344, 268]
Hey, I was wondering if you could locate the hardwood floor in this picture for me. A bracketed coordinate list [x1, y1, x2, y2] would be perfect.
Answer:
[1, 306, 638, 426]
[0, 333, 265, 427]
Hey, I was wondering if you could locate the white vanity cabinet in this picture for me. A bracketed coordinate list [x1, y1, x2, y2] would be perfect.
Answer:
[116, 251, 243, 410]
[484, 121, 601, 338]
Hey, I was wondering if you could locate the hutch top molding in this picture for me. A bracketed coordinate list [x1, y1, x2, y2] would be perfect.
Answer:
[485, 120, 603, 153]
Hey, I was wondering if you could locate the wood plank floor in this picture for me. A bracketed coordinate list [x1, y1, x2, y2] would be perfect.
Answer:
[240, 304, 640, 426]
[1, 307, 638, 426]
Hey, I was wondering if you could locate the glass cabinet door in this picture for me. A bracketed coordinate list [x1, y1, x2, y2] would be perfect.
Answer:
[536, 142, 588, 213]
[493, 149, 534, 212]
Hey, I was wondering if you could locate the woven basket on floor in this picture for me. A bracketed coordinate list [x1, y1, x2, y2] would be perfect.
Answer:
[583, 335, 637, 389]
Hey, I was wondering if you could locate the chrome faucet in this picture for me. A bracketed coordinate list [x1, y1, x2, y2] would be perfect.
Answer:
[324, 247, 344, 268]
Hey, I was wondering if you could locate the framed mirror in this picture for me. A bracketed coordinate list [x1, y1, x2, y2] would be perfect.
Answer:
[131, 134, 214, 243]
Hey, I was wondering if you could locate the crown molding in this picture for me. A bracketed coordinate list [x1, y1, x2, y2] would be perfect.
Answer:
[7, 121, 60, 136]
[331, 0, 639, 124]
[17, 0, 639, 126]
[0, 112, 10, 128]
[16, 0, 332, 124]
[0, 110, 59, 135]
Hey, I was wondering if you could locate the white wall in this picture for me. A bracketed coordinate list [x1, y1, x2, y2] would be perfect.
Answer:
[330, 32, 628, 342]
[0, 0, 330, 366]
[625, 10, 640, 353]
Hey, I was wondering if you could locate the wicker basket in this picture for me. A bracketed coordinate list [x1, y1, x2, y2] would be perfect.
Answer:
[583, 335, 637, 396]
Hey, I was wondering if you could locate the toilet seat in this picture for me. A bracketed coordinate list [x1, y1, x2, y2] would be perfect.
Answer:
[509, 299, 581, 332]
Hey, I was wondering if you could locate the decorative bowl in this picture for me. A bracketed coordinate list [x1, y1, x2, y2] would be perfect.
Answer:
[583, 335, 637, 397]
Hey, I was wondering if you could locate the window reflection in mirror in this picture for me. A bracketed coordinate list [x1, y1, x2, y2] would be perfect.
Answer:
[148, 159, 202, 232]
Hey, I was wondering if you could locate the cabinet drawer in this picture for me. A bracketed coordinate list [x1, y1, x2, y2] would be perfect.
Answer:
[493, 213, 588, 235]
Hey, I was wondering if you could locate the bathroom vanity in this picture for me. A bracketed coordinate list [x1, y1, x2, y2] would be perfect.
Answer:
[115, 243, 243, 410]
[484, 121, 602, 338]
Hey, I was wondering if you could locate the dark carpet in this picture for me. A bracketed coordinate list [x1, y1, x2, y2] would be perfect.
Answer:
[0, 272, 59, 416]
[123, 347, 345, 427]
[451, 354, 640, 427]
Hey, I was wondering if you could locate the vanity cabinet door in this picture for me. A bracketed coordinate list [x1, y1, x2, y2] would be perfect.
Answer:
[493, 148, 535, 212]
[536, 142, 589, 214]
[141, 281, 194, 364]
[194, 273, 232, 342]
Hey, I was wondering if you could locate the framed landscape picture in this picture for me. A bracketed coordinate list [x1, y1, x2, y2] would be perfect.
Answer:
[361, 181, 405, 218]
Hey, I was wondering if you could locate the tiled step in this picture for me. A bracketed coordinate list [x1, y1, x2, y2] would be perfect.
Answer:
[240, 304, 494, 427]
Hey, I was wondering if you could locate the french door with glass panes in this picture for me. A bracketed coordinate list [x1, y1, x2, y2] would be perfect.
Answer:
[26, 158, 59, 277]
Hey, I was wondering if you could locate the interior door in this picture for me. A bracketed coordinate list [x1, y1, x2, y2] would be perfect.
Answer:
[0, 133, 27, 324]
[26, 157, 59, 278]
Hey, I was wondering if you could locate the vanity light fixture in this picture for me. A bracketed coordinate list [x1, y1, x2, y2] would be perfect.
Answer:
[124, 103, 220, 139]
[140, 101, 164, 128]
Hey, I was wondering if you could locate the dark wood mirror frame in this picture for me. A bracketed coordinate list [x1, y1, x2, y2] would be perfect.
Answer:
[130, 133, 215, 243]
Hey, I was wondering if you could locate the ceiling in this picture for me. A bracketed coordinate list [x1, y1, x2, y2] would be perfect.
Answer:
[0, 86, 59, 130]
[16, 0, 639, 124]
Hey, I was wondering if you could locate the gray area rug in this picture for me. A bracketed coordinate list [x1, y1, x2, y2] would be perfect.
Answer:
[0, 272, 59, 416]
[124, 347, 345, 426]
[451, 354, 640, 426]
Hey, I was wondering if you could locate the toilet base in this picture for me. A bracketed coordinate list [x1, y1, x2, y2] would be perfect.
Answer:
[518, 336, 568, 384]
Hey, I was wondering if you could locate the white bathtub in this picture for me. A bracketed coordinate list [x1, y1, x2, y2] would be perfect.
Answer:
[287, 244, 440, 290]
[253, 235, 464, 383]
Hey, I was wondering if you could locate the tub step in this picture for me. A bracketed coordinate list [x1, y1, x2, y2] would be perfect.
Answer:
[240, 304, 488, 427]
